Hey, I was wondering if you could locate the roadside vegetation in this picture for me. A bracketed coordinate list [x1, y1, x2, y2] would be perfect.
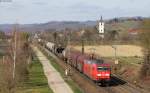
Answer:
[0, 28, 53, 93]
[0, 30, 32, 93]
[16, 55, 53, 93]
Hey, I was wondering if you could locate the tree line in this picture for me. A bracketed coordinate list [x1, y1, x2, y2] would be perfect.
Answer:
[0, 28, 32, 93]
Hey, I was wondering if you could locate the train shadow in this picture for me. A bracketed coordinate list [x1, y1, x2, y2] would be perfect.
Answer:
[100, 75, 127, 87]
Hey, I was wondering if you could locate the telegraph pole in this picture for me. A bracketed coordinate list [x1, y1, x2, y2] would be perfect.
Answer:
[81, 29, 85, 55]
[112, 45, 118, 65]
[13, 24, 17, 79]
[68, 30, 71, 65]
[65, 30, 71, 77]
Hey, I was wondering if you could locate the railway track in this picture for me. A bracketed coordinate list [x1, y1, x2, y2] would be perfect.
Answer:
[38, 45, 149, 93]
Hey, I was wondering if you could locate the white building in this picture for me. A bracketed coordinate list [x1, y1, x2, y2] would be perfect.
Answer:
[98, 16, 105, 38]
[98, 16, 104, 34]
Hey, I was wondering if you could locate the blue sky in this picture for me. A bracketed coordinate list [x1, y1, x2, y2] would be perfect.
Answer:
[0, 0, 150, 24]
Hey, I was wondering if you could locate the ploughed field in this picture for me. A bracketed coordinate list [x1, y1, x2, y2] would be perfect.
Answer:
[73, 45, 143, 57]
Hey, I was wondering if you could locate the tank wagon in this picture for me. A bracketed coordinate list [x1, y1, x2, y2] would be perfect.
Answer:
[45, 41, 65, 54]
[46, 42, 55, 52]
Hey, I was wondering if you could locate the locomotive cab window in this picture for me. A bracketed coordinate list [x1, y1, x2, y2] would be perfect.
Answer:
[97, 67, 110, 71]
[96, 59, 104, 64]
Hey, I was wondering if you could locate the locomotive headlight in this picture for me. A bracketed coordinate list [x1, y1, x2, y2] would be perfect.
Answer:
[97, 74, 102, 76]
[105, 74, 110, 76]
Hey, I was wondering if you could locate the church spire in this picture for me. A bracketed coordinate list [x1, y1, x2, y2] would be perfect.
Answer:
[100, 16, 103, 22]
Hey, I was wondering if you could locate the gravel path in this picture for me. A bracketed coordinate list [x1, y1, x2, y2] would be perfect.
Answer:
[33, 46, 73, 93]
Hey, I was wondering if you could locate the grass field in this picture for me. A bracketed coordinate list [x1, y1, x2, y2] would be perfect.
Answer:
[73, 45, 143, 57]
[16, 56, 53, 93]
[117, 57, 143, 66]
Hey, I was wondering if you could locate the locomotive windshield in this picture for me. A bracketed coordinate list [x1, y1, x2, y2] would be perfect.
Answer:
[91, 59, 104, 64]
[97, 67, 110, 71]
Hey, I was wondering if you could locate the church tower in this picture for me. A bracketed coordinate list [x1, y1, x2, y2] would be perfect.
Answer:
[98, 16, 105, 38]
[98, 16, 104, 34]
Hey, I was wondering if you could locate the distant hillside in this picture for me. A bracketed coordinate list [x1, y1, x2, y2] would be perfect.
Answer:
[105, 20, 141, 32]
[0, 24, 14, 32]
[0, 21, 97, 32]
[0, 17, 147, 32]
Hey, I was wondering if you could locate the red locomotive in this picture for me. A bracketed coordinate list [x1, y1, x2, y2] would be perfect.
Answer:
[64, 49, 111, 84]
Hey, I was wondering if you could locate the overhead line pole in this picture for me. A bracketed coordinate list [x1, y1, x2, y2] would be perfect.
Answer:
[66, 30, 71, 76]
[13, 25, 17, 79]
[81, 29, 85, 55]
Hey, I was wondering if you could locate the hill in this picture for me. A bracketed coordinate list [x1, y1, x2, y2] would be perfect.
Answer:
[0, 17, 146, 32]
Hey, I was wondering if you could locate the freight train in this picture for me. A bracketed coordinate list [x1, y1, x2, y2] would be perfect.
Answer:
[38, 39, 111, 84]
